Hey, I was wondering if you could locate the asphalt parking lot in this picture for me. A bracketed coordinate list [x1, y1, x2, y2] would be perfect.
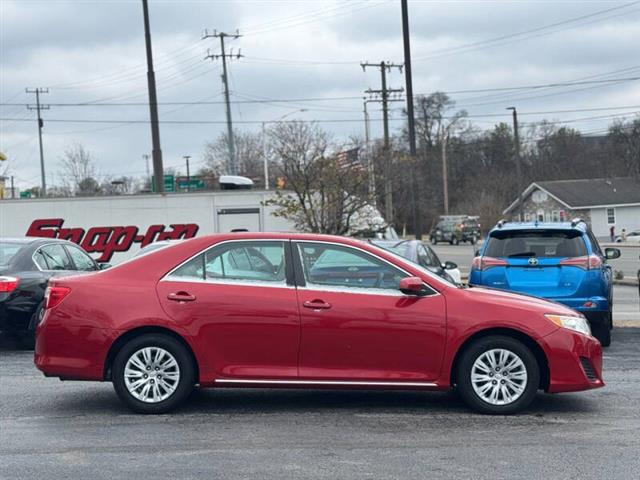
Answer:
[1, 328, 639, 480]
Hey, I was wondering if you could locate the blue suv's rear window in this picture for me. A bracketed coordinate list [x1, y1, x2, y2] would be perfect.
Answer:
[485, 230, 587, 258]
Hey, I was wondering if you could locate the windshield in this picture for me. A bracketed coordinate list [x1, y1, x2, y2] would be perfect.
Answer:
[485, 230, 587, 258]
[0, 242, 24, 266]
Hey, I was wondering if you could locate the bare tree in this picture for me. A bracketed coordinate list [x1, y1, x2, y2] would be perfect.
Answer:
[59, 143, 101, 196]
[203, 130, 265, 182]
[264, 122, 382, 235]
[609, 116, 640, 177]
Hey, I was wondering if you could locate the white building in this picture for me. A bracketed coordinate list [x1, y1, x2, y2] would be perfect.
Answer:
[0, 190, 295, 263]
[503, 177, 640, 238]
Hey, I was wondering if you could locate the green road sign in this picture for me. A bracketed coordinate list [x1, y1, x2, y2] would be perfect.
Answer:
[151, 175, 175, 193]
[20, 191, 32, 199]
[177, 177, 205, 191]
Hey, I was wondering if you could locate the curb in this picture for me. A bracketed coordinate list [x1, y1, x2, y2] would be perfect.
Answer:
[613, 278, 639, 287]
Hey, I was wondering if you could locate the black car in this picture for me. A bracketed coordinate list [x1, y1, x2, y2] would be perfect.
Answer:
[370, 239, 460, 283]
[0, 237, 105, 344]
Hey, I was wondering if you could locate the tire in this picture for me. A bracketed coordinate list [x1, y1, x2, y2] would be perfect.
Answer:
[430, 237, 437, 245]
[112, 334, 196, 414]
[456, 335, 540, 415]
[452, 237, 459, 246]
[592, 322, 611, 347]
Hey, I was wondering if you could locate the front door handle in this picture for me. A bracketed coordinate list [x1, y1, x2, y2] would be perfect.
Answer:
[167, 292, 196, 302]
[303, 299, 331, 310]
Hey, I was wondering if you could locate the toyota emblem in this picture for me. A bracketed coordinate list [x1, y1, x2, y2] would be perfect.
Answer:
[528, 257, 538, 266]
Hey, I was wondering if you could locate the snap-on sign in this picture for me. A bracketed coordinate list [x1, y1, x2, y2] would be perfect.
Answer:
[26, 218, 199, 262]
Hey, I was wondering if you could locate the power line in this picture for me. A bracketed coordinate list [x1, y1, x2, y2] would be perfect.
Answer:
[412, 1, 640, 61]
[5, 75, 639, 108]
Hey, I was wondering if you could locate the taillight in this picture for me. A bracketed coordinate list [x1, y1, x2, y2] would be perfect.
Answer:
[0, 276, 19, 292]
[559, 255, 601, 270]
[471, 256, 507, 271]
[44, 286, 71, 309]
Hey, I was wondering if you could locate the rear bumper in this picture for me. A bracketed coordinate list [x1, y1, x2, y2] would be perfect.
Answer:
[34, 317, 120, 380]
[540, 328, 604, 393]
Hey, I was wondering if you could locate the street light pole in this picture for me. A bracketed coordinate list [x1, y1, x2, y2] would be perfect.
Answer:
[507, 107, 523, 220]
[183, 155, 191, 192]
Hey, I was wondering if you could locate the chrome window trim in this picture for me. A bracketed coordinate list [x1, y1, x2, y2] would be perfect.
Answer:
[294, 239, 440, 297]
[215, 378, 437, 387]
[161, 276, 295, 289]
[161, 238, 289, 287]
[31, 242, 75, 273]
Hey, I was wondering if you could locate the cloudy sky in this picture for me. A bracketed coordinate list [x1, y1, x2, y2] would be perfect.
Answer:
[1, 0, 639, 191]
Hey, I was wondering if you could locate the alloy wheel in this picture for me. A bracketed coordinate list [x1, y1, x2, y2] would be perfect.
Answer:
[124, 347, 181, 403]
[470, 348, 528, 406]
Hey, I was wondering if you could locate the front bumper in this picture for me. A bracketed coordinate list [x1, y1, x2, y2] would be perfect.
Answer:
[541, 327, 604, 393]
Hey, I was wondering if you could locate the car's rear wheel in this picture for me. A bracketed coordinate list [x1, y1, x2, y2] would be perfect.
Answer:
[592, 321, 611, 347]
[456, 335, 539, 414]
[112, 334, 195, 414]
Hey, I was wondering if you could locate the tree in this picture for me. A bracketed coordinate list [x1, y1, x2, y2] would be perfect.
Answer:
[203, 130, 265, 182]
[264, 121, 383, 235]
[608, 116, 640, 177]
[59, 143, 102, 196]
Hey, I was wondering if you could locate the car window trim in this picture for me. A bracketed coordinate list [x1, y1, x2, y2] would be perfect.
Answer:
[292, 240, 439, 297]
[63, 244, 99, 271]
[32, 242, 76, 272]
[162, 238, 295, 288]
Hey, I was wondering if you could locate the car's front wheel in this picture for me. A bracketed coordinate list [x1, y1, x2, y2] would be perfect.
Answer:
[112, 334, 196, 414]
[456, 335, 539, 414]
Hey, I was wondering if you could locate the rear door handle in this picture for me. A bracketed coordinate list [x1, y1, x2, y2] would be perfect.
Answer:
[167, 292, 196, 302]
[303, 299, 331, 310]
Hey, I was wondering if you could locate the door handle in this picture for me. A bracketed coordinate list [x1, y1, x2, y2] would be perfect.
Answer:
[167, 292, 196, 302]
[303, 299, 331, 310]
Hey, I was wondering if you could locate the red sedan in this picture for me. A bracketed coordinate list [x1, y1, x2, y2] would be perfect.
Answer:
[34, 233, 603, 414]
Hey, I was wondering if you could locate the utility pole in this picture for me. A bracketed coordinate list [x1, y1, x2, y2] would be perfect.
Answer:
[507, 107, 523, 220]
[361, 61, 403, 225]
[183, 155, 191, 192]
[26, 87, 49, 197]
[401, 0, 422, 239]
[440, 125, 449, 215]
[141, 0, 164, 193]
[204, 30, 242, 176]
[10, 176, 15, 199]
[363, 98, 376, 199]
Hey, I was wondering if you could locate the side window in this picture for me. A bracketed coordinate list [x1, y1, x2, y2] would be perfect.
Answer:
[33, 250, 49, 270]
[65, 245, 97, 271]
[168, 242, 286, 284]
[418, 245, 438, 268]
[298, 243, 406, 291]
[38, 244, 73, 270]
[587, 231, 603, 256]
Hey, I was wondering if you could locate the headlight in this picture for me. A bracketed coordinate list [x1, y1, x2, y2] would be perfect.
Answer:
[545, 314, 591, 337]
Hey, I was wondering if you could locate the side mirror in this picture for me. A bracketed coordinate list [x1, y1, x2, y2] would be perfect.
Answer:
[399, 276, 425, 295]
[443, 261, 458, 270]
[98, 263, 112, 270]
[605, 248, 621, 260]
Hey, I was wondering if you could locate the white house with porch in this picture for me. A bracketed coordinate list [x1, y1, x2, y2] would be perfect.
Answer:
[503, 177, 640, 238]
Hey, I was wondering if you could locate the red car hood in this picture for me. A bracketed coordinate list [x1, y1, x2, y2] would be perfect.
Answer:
[463, 286, 579, 317]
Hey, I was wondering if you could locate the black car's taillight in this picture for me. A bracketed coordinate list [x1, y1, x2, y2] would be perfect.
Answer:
[0, 276, 19, 292]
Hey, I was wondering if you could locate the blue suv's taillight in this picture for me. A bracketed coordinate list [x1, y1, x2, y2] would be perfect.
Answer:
[559, 254, 602, 270]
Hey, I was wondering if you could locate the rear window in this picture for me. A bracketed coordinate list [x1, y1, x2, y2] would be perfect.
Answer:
[0, 242, 24, 266]
[485, 230, 587, 258]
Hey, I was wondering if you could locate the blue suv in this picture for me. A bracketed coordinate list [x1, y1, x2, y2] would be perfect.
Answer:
[469, 220, 621, 346]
